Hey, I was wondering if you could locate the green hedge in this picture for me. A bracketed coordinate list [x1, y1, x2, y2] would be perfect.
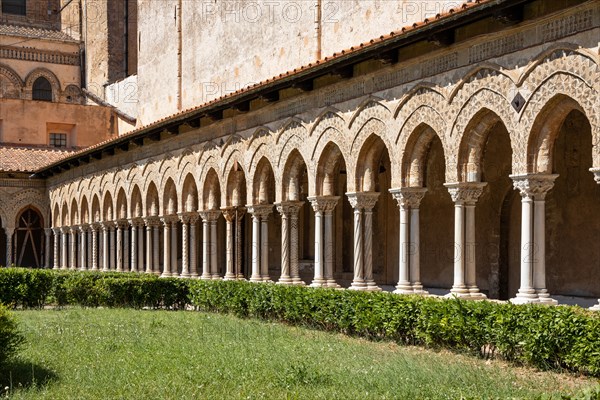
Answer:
[0, 303, 24, 366]
[0, 268, 599, 377]
[187, 280, 600, 377]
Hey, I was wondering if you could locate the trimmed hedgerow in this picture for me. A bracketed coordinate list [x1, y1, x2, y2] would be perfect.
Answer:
[0, 268, 598, 376]
[0, 303, 24, 366]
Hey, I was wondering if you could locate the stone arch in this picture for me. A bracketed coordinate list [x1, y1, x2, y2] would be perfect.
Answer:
[116, 188, 128, 220]
[315, 141, 347, 197]
[6, 189, 50, 229]
[202, 168, 222, 210]
[181, 173, 199, 213]
[394, 84, 447, 120]
[62, 84, 83, 104]
[282, 149, 309, 202]
[102, 192, 114, 221]
[91, 195, 101, 223]
[81, 196, 90, 225]
[222, 148, 248, 186]
[350, 117, 397, 191]
[275, 118, 305, 144]
[354, 133, 393, 192]
[308, 108, 346, 137]
[162, 178, 178, 215]
[401, 123, 445, 187]
[449, 89, 516, 182]
[146, 182, 160, 217]
[24, 67, 61, 101]
[457, 108, 511, 182]
[130, 185, 143, 218]
[348, 97, 391, 129]
[52, 203, 60, 227]
[70, 198, 79, 226]
[247, 127, 271, 149]
[251, 157, 276, 205]
[0, 63, 23, 99]
[449, 64, 517, 104]
[522, 75, 599, 173]
[61, 201, 69, 227]
[225, 164, 247, 208]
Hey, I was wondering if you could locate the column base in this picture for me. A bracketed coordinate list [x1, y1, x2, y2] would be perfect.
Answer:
[249, 276, 263, 283]
[291, 278, 306, 286]
[448, 285, 470, 297]
[201, 274, 213, 280]
[468, 287, 488, 300]
[223, 274, 237, 281]
[366, 280, 381, 291]
[160, 272, 172, 278]
[325, 279, 340, 288]
[394, 282, 414, 295]
[510, 290, 540, 304]
[309, 278, 327, 288]
[212, 275, 223, 281]
[277, 276, 293, 285]
[180, 273, 191, 279]
[349, 280, 368, 291]
[590, 301, 600, 311]
[536, 290, 558, 305]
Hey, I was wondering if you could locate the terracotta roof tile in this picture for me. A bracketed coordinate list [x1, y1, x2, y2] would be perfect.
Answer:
[0, 23, 77, 42]
[0, 144, 77, 173]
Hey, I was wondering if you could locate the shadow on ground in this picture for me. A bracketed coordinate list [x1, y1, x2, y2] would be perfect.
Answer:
[0, 360, 57, 393]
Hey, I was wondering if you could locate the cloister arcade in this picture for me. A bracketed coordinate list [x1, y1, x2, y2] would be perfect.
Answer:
[1, 46, 599, 308]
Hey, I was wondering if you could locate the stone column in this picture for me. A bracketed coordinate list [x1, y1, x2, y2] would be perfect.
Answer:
[276, 203, 292, 284]
[179, 214, 190, 277]
[210, 217, 219, 280]
[222, 208, 236, 280]
[510, 175, 558, 304]
[91, 224, 99, 271]
[4, 228, 14, 267]
[590, 169, 600, 311]
[248, 205, 272, 282]
[189, 214, 199, 278]
[200, 213, 211, 280]
[308, 198, 325, 287]
[116, 221, 125, 272]
[363, 197, 380, 291]
[70, 227, 78, 270]
[109, 223, 116, 271]
[44, 228, 52, 269]
[143, 218, 154, 274]
[445, 183, 487, 299]
[123, 228, 129, 272]
[52, 228, 60, 270]
[308, 197, 339, 288]
[289, 203, 304, 286]
[137, 224, 144, 272]
[347, 192, 380, 291]
[101, 223, 110, 272]
[235, 208, 246, 280]
[130, 219, 139, 273]
[170, 220, 178, 277]
[161, 217, 172, 277]
[61, 227, 69, 270]
[79, 225, 88, 271]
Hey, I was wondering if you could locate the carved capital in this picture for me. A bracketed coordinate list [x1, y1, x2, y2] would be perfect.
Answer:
[444, 182, 487, 204]
[510, 174, 558, 200]
[101, 221, 115, 231]
[116, 219, 129, 229]
[276, 201, 305, 216]
[144, 217, 161, 228]
[79, 224, 90, 233]
[199, 210, 221, 222]
[590, 168, 600, 185]
[389, 187, 427, 209]
[221, 207, 236, 222]
[129, 217, 145, 228]
[308, 196, 339, 214]
[160, 215, 179, 226]
[247, 204, 273, 219]
[346, 192, 380, 211]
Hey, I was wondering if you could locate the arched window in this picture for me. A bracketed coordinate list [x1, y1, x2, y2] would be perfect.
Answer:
[32, 77, 53, 101]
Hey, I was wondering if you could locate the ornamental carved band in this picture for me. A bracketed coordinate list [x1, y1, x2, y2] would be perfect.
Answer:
[510, 174, 558, 199]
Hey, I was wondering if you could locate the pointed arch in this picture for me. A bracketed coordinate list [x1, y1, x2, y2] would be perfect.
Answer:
[116, 188, 128, 220]
[282, 149, 309, 202]
[130, 185, 143, 218]
[91, 195, 101, 223]
[181, 173, 199, 213]
[225, 164, 247, 208]
[162, 178, 178, 215]
[146, 182, 160, 217]
[348, 96, 391, 129]
[251, 157, 276, 205]
[401, 123, 446, 187]
[102, 192, 114, 222]
[315, 141, 347, 197]
[202, 168, 222, 210]
[70, 198, 79, 226]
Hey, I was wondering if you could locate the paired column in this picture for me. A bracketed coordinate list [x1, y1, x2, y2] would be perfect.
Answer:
[222, 208, 237, 280]
[61, 227, 69, 270]
[347, 192, 381, 291]
[389, 188, 428, 295]
[160, 216, 178, 277]
[44, 228, 52, 269]
[91, 224, 99, 271]
[510, 174, 558, 305]
[79, 225, 88, 271]
[199, 211, 221, 280]
[308, 197, 340, 288]
[248, 205, 273, 283]
[116, 221, 127, 272]
[101, 223, 112, 272]
[52, 228, 60, 270]
[69, 227, 78, 270]
[276, 202, 304, 285]
[130, 219, 141, 272]
[143, 217, 158, 274]
[179, 213, 191, 277]
[445, 183, 487, 299]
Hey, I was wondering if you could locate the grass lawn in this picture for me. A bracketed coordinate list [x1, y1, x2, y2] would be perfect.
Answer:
[1, 309, 598, 399]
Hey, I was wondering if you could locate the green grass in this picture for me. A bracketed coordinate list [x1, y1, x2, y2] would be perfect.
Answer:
[1, 309, 598, 399]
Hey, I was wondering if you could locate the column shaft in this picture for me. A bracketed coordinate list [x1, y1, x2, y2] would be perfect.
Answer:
[91, 227, 98, 271]
[210, 220, 219, 279]
[250, 215, 261, 282]
[201, 219, 211, 279]
[311, 210, 325, 287]
[131, 223, 138, 272]
[162, 221, 171, 277]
